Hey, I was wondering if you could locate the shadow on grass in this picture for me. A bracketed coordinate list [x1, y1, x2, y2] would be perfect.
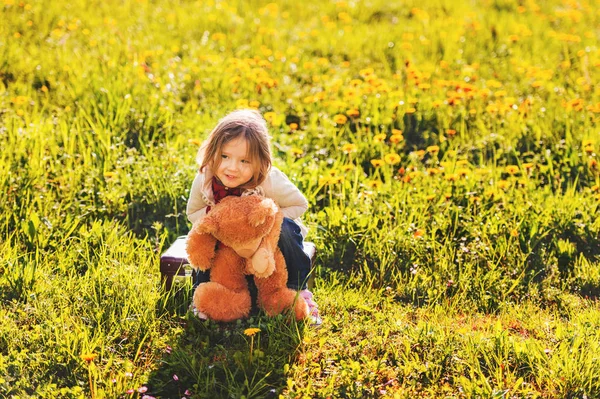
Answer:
[145, 284, 307, 399]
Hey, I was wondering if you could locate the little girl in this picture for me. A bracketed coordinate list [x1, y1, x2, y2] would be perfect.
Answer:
[186, 109, 321, 325]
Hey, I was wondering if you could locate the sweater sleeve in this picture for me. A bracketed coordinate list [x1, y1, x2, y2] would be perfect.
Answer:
[186, 173, 209, 224]
[267, 168, 308, 220]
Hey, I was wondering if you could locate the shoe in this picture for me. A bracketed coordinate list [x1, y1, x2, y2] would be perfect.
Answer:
[189, 303, 208, 320]
[299, 290, 322, 326]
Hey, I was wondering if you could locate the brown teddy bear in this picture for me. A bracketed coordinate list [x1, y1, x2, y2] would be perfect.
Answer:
[186, 195, 309, 322]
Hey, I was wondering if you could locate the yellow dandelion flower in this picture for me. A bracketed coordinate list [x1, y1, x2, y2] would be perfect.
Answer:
[405, 107, 416, 114]
[104, 172, 117, 179]
[244, 328, 261, 337]
[522, 162, 534, 169]
[342, 143, 357, 154]
[505, 165, 519, 175]
[426, 145, 440, 155]
[289, 122, 298, 131]
[333, 114, 348, 124]
[371, 159, 384, 167]
[366, 180, 383, 189]
[346, 109, 360, 118]
[457, 168, 470, 177]
[290, 147, 304, 156]
[188, 138, 202, 146]
[497, 180, 510, 190]
[426, 194, 436, 201]
[249, 100, 260, 109]
[373, 133, 386, 143]
[427, 168, 441, 175]
[263, 111, 276, 124]
[392, 129, 403, 135]
[510, 229, 519, 237]
[384, 153, 400, 165]
[390, 134, 404, 144]
[80, 353, 97, 363]
[341, 164, 354, 172]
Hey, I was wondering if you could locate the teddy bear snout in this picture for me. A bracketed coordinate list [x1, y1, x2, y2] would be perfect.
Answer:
[234, 237, 263, 258]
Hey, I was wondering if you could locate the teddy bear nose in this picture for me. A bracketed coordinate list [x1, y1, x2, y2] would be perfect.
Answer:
[237, 248, 255, 258]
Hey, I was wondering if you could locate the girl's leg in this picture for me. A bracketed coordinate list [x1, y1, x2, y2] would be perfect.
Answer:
[278, 218, 321, 325]
[192, 270, 210, 290]
[278, 218, 311, 290]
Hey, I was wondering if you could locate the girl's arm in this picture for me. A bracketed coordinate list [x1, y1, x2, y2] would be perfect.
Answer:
[267, 167, 308, 220]
[186, 172, 209, 224]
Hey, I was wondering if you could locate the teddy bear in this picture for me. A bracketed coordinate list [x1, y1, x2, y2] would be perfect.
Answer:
[186, 195, 309, 322]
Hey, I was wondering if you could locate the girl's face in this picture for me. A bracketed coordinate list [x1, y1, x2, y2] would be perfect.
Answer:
[214, 137, 255, 188]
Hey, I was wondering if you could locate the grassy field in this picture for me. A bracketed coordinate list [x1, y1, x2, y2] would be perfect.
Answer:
[1, 0, 599, 397]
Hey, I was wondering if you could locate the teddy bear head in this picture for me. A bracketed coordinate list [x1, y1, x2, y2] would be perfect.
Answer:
[194, 195, 281, 258]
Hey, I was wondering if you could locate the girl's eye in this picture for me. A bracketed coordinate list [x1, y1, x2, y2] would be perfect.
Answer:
[221, 154, 228, 159]
[241, 160, 250, 164]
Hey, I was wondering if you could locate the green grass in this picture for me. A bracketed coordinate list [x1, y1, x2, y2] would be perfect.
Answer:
[1, 0, 599, 397]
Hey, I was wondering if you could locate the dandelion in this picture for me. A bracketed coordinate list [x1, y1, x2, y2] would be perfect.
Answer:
[188, 138, 202, 146]
[426, 194, 436, 201]
[289, 122, 298, 131]
[244, 328, 261, 361]
[366, 180, 383, 189]
[371, 159, 384, 167]
[457, 168, 470, 177]
[263, 111, 276, 124]
[426, 145, 440, 155]
[290, 147, 304, 156]
[346, 108, 360, 117]
[497, 180, 510, 190]
[342, 143, 357, 154]
[510, 229, 519, 237]
[390, 134, 404, 144]
[244, 328, 261, 336]
[333, 114, 348, 124]
[445, 129, 457, 137]
[413, 229, 424, 238]
[373, 133, 386, 143]
[80, 353, 97, 363]
[384, 153, 401, 165]
[104, 172, 117, 179]
[405, 107, 416, 114]
[522, 163, 534, 171]
[505, 165, 519, 175]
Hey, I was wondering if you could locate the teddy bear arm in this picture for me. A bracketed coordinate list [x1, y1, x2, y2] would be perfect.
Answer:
[186, 231, 217, 271]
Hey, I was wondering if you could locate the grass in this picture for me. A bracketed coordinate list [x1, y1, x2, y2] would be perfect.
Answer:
[1, 0, 599, 397]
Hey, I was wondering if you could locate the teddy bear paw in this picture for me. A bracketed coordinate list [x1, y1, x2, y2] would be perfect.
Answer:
[250, 248, 275, 278]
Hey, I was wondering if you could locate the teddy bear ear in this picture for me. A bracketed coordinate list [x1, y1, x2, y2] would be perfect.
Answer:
[248, 198, 277, 227]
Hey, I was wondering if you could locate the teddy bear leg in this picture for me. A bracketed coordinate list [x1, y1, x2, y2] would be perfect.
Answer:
[254, 252, 309, 321]
[256, 287, 309, 321]
[193, 282, 252, 322]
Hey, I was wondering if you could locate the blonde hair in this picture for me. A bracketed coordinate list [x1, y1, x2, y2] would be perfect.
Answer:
[198, 109, 272, 189]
